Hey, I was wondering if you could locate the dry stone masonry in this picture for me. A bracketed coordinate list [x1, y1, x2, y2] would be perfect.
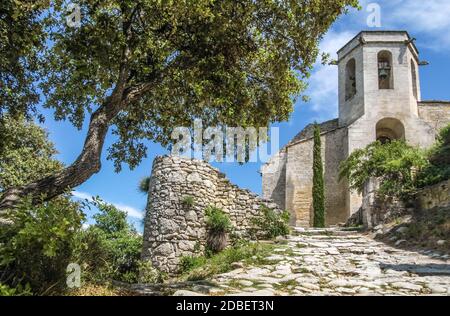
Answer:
[141, 155, 282, 274]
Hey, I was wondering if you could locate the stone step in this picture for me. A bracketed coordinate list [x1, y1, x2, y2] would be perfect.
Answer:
[292, 227, 362, 237]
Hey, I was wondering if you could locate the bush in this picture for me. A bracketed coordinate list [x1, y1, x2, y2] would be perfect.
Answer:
[138, 177, 151, 194]
[252, 205, 290, 239]
[179, 255, 207, 273]
[204, 206, 232, 253]
[339, 140, 428, 199]
[74, 198, 144, 284]
[417, 123, 450, 188]
[0, 197, 85, 295]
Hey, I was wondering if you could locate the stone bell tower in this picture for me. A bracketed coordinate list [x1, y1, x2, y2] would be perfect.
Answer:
[337, 31, 436, 214]
[337, 31, 423, 131]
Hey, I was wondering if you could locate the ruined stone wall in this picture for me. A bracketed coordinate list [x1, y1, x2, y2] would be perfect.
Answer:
[141, 156, 282, 274]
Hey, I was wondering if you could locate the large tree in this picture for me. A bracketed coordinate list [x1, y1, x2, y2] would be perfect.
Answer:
[0, 0, 359, 210]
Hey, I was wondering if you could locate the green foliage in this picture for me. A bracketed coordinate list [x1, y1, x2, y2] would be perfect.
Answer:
[90, 197, 130, 235]
[33, 0, 357, 172]
[0, 197, 85, 295]
[252, 205, 290, 239]
[0, 0, 50, 118]
[180, 255, 207, 273]
[313, 123, 325, 227]
[74, 198, 145, 284]
[204, 206, 232, 253]
[138, 177, 151, 194]
[205, 206, 232, 235]
[138, 260, 165, 284]
[340, 140, 428, 199]
[417, 123, 450, 188]
[0, 115, 62, 191]
[180, 241, 274, 281]
[0, 283, 32, 296]
[182, 196, 195, 208]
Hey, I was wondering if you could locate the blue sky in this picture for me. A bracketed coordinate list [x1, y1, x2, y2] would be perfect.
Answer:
[38, 0, 450, 230]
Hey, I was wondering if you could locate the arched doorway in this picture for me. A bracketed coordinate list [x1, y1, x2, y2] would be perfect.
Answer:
[376, 118, 405, 144]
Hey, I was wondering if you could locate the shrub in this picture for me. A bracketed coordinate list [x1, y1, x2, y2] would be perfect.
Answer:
[0, 283, 32, 296]
[74, 198, 144, 284]
[179, 255, 207, 273]
[339, 140, 428, 199]
[417, 123, 450, 188]
[252, 205, 290, 239]
[181, 196, 195, 208]
[0, 197, 85, 295]
[204, 206, 232, 253]
[138, 261, 164, 284]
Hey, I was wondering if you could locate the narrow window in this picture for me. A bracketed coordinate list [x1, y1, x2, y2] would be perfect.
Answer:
[411, 60, 418, 99]
[378, 51, 393, 89]
[345, 58, 357, 101]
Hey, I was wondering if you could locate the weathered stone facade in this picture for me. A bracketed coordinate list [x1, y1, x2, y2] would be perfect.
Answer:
[141, 156, 282, 274]
[262, 31, 450, 227]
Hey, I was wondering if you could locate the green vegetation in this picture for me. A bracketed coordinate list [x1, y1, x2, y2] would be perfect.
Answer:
[340, 140, 428, 199]
[0, 115, 62, 191]
[0, 197, 85, 295]
[205, 206, 232, 253]
[179, 241, 275, 281]
[138, 177, 151, 194]
[182, 196, 195, 208]
[313, 123, 325, 227]
[252, 205, 290, 239]
[340, 123, 450, 200]
[0, 0, 359, 210]
[74, 198, 152, 285]
[417, 124, 450, 188]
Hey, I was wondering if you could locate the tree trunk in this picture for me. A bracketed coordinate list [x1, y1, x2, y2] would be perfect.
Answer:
[0, 80, 153, 213]
[0, 103, 114, 212]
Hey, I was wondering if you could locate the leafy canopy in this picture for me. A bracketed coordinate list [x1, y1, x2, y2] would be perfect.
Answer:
[37, 0, 358, 171]
[0, 0, 51, 119]
[0, 115, 62, 191]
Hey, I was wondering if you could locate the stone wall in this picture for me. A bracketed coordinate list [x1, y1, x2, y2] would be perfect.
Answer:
[416, 180, 450, 211]
[359, 179, 450, 229]
[141, 156, 282, 274]
[418, 102, 450, 134]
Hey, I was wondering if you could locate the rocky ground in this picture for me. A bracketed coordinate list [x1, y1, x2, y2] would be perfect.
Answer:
[134, 228, 450, 296]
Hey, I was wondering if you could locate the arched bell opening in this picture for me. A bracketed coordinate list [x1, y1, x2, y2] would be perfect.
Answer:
[376, 118, 405, 144]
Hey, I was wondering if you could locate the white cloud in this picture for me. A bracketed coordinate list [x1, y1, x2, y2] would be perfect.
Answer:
[71, 190, 93, 201]
[383, 0, 450, 48]
[72, 190, 144, 219]
[306, 30, 356, 120]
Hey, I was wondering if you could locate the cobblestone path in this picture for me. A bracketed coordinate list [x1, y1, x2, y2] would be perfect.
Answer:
[179, 228, 450, 296]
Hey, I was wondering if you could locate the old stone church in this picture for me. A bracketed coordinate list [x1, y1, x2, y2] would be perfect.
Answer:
[261, 31, 450, 227]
